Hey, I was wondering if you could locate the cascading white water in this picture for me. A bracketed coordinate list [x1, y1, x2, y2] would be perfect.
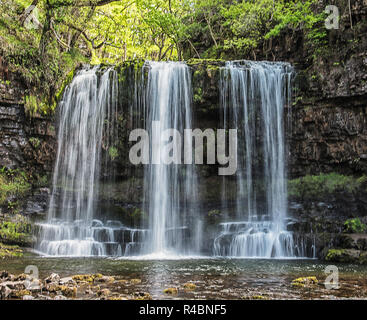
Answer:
[36, 66, 124, 256]
[214, 60, 300, 258]
[35, 60, 310, 258]
[142, 61, 198, 257]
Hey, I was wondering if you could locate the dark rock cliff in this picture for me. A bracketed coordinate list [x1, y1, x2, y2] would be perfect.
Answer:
[0, 74, 56, 175]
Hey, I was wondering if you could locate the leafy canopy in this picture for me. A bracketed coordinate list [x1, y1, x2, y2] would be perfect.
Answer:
[0, 0, 327, 114]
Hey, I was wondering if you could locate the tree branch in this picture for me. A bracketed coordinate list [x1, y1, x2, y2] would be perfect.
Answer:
[19, 0, 40, 25]
[49, 0, 128, 8]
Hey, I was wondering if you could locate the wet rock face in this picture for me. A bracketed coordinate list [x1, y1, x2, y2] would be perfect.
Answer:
[289, 98, 367, 177]
[0, 81, 56, 174]
[0, 103, 28, 169]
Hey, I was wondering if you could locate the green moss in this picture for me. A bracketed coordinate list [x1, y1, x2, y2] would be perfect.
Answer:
[187, 58, 225, 65]
[251, 295, 268, 300]
[54, 69, 75, 105]
[108, 147, 119, 161]
[29, 137, 41, 149]
[288, 173, 366, 199]
[344, 218, 367, 234]
[325, 249, 346, 262]
[116, 59, 145, 83]
[0, 242, 23, 258]
[0, 215, 32, 246]
[194, 87, 203, 103]
[163, 287, 178, 295]
[24, 94, 57, 116]
[0, 167, 31, 207]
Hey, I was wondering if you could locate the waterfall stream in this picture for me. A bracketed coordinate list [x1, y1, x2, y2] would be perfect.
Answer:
[213, 61, 305, 258]
[142, 61, 198, 257]
[35, 60, 311, 258]
[36, 67, 122, 256]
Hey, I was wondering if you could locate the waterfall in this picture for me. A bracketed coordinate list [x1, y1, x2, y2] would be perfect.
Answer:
[35, 60, 310, 258]
[36, 66, 122, 256]
[142, 61, 198, 256]
[36, 62, 199, 257]
[214, 60, 301, 258]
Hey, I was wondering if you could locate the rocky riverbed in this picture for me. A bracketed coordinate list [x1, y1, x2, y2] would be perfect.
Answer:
[1, 257, 367, 300]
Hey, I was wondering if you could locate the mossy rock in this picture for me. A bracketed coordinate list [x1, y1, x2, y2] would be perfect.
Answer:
[187, 58, 225, 66]
[93, 273, 103, 280]
[291, 276, 318, 287]
[59, 286, 77, 298]
[15, 289, 31, 298]
[0, 214, 32, 244]
[72, 274, 95, 283]
[133, 292, 152, 300]
[183, 282, 196, 291]
[251, 295, 268, 300]
[54, 69, 75, 106]
[0, 242, 23, 258]
[163, 287, 178, 295]
[325, 249, 360, 263]
[288, 173, 367, 199]
[130, 278, 141, 284]
[46, 284, 77, 298]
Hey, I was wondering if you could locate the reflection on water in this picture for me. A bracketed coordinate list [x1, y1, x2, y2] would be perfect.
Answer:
[1, 255, 367, 299]
[1, 255, 366, 278]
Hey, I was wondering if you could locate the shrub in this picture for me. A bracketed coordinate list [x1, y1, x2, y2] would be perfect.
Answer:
[0, 167, 31, 207]
[288, 173, 366, 199]
[344, 218, 367, 234]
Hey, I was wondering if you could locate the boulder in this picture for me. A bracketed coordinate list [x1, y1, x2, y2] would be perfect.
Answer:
[163, 288, 178, 295]
[45, 273, 60, 284]
[59, 277, 76, 286]
[0, 284, 11, 299]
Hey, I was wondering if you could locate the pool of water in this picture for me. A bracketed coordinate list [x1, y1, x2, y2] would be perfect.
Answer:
[1, 254, 367, 299]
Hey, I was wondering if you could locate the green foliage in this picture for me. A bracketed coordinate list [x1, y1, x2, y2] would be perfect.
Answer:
[0, 242, 23, 258]
[0, 0, 193, 114]
[344, 218, 367, 234]
[24, 95, 58, 116]
[221, 0, 277, 55]
[0, 0, 335, 111]
[288, 173, 366, 199]
[0, 215, 32, 246]
[184, 0, 328, 59]
[29, 137, 41, 149]
[325, 249, 345, 262]
[0, 1, 88, 114]
[108, 146, 118, 160]
[0, 167, 31, 207]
